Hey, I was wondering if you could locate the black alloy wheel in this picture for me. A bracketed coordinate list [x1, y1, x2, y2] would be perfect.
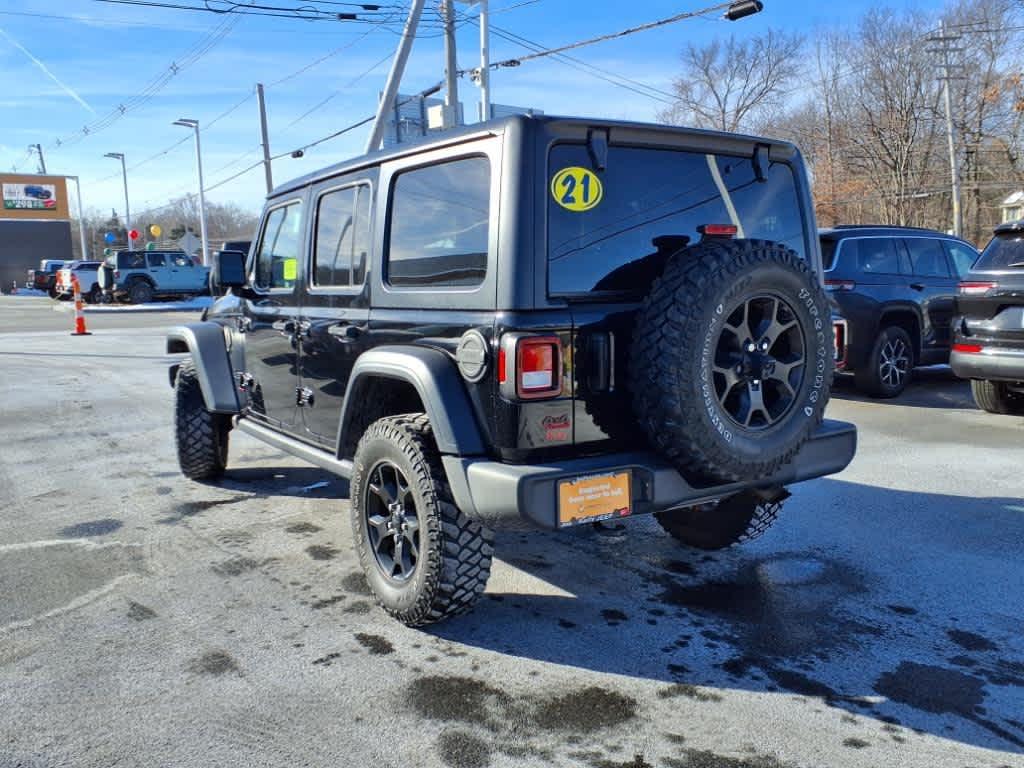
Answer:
[713, 294, 805, 430]
[363, 460, 421, 583]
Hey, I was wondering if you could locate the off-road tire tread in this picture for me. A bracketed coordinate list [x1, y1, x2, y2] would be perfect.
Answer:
[655, 496, 783, 551]
[630, 239, 830, 482]
[352, 414, 493, 626]
[175, 359, 229, 480]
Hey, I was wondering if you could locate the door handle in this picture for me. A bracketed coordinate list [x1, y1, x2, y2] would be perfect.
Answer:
[910, 283, 925, 291]
[328, 322, 362, 340]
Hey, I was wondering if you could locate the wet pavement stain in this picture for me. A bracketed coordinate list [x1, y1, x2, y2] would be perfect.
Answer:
[341, 572, 373, 596]
[874, 661, 1024, 748]
[126, 601, 157, 621]
[211, 557, 263, 576]
[947, 629, 998, 653]
[437, 730, 492, 768]
[306, 544, 340, 561]
[58, 519, 123, 538]
[532, 687, 637, 733]
[310, 595, 346, 610]
[343, 600, 372, 614]
[312, 652, 342, 667]
[658, 555, 872, 659]
[657, 684, 723, 703]
[601, 609, 628, 626]
[155, 486, 173, 496]
[841, 738, 870, 749]
[158, 495, 249, 525]
[662, 750, 787, 768]
[586, 755, 654, 768]
[189, 650, 239, 676]
[408, 676, 511, 727]
[354, 632, 394, 655]
[285, 522, 322, 534]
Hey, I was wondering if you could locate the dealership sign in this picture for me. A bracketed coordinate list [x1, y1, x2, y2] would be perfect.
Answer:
[3, 183, 58, 211]
[0, 175, 68, 221]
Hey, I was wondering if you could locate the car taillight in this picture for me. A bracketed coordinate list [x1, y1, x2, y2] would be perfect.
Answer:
[832, 320, 848, 367]
[953, 343, 984, 354]
[825, 279, 856, 291]
[499, 334, 563, 400]
[958, 281, 997, 296]
[698, 224, 738, 237]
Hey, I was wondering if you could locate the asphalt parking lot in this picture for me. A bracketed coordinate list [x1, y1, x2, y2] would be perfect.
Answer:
[1, 295, 1022, 768]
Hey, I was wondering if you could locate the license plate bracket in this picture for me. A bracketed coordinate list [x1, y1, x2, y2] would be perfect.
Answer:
[557, 471, 632, 527]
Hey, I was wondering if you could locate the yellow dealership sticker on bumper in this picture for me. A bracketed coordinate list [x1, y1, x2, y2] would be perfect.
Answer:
[551, 167, 603, 212]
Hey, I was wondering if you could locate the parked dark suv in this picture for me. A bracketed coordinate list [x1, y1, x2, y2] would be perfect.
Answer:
[951, 220, 1024, 414]
[167, 115, 856, 626]
[823, 225, 979, 397]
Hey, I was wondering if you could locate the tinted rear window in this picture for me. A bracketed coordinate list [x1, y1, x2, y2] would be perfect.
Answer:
[548, 145, 807, 296]
[976, 233, 1024, 270]
[821, 239, 838, 270]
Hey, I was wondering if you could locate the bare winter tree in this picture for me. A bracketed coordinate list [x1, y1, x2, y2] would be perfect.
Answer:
[658, 29, 804, 133]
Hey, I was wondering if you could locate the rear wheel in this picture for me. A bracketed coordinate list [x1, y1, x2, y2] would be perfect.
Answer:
[350, 414, 493, 626]
[855, 326, 913, 398]
[175, 360, 230, 480]
[129, 280, 154, 304]
[655, 491, 785, 550]
[971, 379, 1024, 415]
[84, 284, 102, 304]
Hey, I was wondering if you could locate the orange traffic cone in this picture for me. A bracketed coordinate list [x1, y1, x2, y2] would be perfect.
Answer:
[70, 275, 92, 336]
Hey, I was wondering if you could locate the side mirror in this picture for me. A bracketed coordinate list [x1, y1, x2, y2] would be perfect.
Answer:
[211, 250, 248, 291]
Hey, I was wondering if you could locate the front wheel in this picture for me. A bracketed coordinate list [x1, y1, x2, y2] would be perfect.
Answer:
[855, 326, 913, 398]
[350, 414, 493, 626]
[175, 360, 230, 480]
[655, 490, 785, 550]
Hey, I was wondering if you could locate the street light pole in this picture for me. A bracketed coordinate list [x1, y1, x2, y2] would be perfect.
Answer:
[66, 176, 88, 261]
[455, 0, 491, 122]
[174, 119, 209, 266]
[104, 152, 132, 250]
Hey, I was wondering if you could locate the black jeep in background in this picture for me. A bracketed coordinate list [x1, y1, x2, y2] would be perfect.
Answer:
[167, 115, 857, 626]
[822, 226, 979, 397]
[951, 220, 1024, 415]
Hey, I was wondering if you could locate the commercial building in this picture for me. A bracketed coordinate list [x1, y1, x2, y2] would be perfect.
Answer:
[0, 174, 74, 293]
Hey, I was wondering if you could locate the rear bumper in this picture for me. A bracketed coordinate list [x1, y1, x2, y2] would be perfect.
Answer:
[951, 347, 1024, 382]
[443, 419, 857, 531]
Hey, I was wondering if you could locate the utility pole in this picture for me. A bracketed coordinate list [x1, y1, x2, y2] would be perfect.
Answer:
[104, 152, 132, 250]
[256, 83, 274, 194]
[455, 0, 491, 122]
[442, 0, 460, 128]
[32, 143, 47, 174]
[173, 119, 209, 266]
[366, 0, 427, 153]
[929, 21, 964, 238]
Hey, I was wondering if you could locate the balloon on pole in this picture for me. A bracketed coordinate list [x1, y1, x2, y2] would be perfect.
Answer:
[128, 229, 139, 241]
[149, 224, 162, 238]
[146, 242, 156, 251]
[104, 232, 115, 244]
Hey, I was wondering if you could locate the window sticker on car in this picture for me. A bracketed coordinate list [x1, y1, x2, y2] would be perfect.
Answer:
[282, 258, 298, 282]
[551, 167, 603, 212]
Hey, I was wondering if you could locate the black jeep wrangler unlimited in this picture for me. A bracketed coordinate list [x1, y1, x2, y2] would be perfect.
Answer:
[167, 115, 856, 626]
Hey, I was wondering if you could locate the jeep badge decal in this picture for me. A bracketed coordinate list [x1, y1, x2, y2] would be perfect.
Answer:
[551, 167, 603, 212]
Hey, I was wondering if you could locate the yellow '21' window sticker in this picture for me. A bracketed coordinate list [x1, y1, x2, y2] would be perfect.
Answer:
[551, 167, 603, 212]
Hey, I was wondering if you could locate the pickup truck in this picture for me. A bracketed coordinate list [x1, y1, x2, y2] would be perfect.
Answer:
[99, 249, 211, 304]
[55, 261, 103, 303]
[28, 259, 65, 297]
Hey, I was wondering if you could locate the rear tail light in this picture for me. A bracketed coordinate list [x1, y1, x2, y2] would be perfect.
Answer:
[832, 320, 848, 368]
[698, 224, 738, 238]
[825, 279, 856, 291]
[953, 343, 983, 354]
[499, 334, 563, 400]
[959, 281, 997, 296]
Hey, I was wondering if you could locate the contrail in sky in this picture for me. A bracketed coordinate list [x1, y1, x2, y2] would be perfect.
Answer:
[0, 26, 96, 115]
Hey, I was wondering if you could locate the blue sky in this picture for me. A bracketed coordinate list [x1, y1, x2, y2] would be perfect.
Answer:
[0, 0, 912, 218]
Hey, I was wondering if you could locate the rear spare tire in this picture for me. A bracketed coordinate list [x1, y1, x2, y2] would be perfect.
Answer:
[630, 239, 831, 482]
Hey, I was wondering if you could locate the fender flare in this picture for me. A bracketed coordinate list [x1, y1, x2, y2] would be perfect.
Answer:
[166, 322, 240, 414]
[339, 346, 485, 456]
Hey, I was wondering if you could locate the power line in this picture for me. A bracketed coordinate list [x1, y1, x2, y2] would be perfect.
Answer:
[459, 1, 738, 75]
